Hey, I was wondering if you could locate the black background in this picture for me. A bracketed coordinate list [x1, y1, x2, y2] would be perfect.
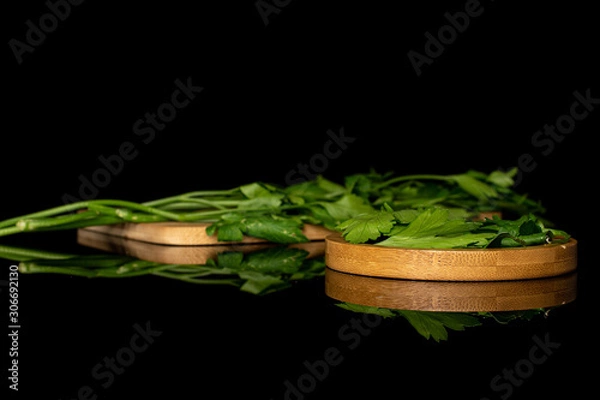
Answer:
[2, 1, 597, 399]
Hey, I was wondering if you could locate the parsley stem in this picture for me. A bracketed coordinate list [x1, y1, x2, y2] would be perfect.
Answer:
[0, 192, 309, 238]
[498, 232, 551, 247]
[374, 174, 452, 190]
[18, 262, 176, 278]
[142, 189, 242, 208]
[155, 200, 230, 211]
[0, 201, 91, 229]
[152, 270, 242, 286]
[0, 244, 75, 261]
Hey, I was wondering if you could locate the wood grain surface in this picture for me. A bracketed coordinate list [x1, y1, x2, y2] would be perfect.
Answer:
[77, 228, 326, 264]
[80, 222, 335, 245]
[325, 268, 577, 312]
[325, 233, 577, 281]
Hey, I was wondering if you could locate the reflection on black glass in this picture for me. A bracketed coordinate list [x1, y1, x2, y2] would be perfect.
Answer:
[1, 234, 577, 342]
[325, 268, 576, 341]
[0, 235, 326, 296]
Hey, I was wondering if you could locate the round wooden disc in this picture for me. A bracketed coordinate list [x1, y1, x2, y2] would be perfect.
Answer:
[325, 268, 577, 312]
[325, 233, 577, 281]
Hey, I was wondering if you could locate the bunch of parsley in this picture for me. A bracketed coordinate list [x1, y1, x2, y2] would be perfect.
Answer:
[344, 167, 546, 219]
[0, 167, 556, 246]
[0, 177, 374, 243]
[336, 205, 570, 249]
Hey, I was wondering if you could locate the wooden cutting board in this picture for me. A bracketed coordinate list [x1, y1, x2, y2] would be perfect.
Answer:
[80, 222, 334, 245]
[325, 268, 577, 312]
[77, 228, 326, 264]
[325, 233, 577, 281]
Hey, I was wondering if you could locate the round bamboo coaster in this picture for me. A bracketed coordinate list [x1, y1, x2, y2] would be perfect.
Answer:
[325, 233, 577, 281]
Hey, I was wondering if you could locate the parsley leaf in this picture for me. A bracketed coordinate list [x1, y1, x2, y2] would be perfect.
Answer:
[449, 173, 498, 200]
[213, 246, 326, 295]
[377, 232, 493, 249]
[390, 208, 477, 238]
[335, 209, 396, 243]
[335, 302, 483, 342]
[396, 310, 483, 342]
[336, 206, 566, 249]
[486, 168, 517, 188]
[313, 193, 374, 228]
[206, 213, 308, 243]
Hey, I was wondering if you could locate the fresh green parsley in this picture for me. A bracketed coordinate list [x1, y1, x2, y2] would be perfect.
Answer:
[336, 205, 570, 249]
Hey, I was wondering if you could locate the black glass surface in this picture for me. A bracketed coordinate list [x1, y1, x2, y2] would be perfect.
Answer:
[2, 1, 595, 399]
